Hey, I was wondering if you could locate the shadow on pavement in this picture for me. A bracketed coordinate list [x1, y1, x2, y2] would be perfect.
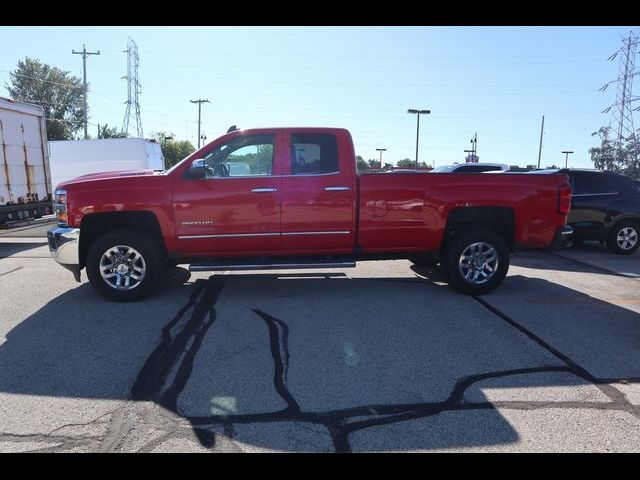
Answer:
[1, 266, 638, 452]
[0, 241, 48, 258]
[509, 246, 640, 279]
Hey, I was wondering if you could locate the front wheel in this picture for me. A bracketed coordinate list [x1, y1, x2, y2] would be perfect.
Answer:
[606, 220, 640, 255]
[441, 230, 509, 295]
[86, 229, 162, 302]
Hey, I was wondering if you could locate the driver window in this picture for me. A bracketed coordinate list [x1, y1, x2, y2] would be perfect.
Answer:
[203, 134, 275, 178]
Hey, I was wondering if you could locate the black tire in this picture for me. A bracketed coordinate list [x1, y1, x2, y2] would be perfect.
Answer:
[606, 220, 640, 255]
[86, 229, 163, 302]
[441, 230, 509, 295]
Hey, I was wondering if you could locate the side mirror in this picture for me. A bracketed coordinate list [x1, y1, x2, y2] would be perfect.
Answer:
[187, 158, 205, 179]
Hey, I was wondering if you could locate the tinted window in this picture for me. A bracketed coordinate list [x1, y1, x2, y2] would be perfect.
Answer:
[291, 133, 339, 175]
[203, 134, 274, 178]
[571, 173, 617, 195]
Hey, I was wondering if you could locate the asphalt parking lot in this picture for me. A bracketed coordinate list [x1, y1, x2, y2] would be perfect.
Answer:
[1, 222, 639, 452]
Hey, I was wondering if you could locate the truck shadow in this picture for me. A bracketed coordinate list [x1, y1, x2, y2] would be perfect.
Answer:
[0, 266, 638, 451]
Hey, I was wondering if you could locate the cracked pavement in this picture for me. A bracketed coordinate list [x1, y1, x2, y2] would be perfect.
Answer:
[1, 235, 639, 452]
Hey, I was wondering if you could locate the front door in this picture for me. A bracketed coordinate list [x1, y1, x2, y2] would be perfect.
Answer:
[280, 132, 356, 254]
[173, 133, 284, 256]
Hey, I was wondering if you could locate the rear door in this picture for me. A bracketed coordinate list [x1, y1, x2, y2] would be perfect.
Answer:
[280, 132, 356, 254]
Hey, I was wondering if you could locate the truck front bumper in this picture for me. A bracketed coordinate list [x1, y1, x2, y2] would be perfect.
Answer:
[47, 227, 81, 282]
[550, 226, 573, 249]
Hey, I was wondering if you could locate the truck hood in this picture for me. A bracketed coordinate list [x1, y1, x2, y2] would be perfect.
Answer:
[57, 169, 160, 188]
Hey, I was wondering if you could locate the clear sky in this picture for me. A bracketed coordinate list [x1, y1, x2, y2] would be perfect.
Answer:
[1, 26, 638, 168]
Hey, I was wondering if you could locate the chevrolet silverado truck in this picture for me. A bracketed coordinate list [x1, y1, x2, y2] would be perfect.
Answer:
[47, 127, 572, 301]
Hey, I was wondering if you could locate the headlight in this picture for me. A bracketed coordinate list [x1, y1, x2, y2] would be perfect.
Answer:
[54, 189, 68, 226]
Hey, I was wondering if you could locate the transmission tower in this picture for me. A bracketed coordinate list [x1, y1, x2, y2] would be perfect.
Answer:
[600, 30, 640, 162]
[121, 37, 143, 137]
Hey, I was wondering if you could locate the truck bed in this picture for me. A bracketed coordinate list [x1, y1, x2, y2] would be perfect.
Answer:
[357, 172, 570, 253]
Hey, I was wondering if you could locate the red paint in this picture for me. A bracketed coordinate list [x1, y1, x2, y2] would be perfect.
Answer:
[58, 127, 571, 258]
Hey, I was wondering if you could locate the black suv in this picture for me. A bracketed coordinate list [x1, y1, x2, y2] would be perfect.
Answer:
[558, 169, 640, 254]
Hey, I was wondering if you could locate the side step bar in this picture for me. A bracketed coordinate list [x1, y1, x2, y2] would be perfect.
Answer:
[189, 257, 356, 272]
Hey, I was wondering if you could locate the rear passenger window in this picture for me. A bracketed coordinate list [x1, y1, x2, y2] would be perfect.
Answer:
[571, 173, 617, 195]
[291, 133, 339, 175]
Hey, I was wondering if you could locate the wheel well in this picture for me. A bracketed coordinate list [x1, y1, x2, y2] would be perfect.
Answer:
[79, 211, 166, 269]
[444, 207, 515, 251]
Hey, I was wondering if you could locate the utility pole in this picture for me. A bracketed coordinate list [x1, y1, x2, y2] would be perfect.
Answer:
[407, 109, 431, 168]
[376, 148, 386, 166]
[464, 149, 474, 163]
[190, 99, 210, 148]
[562, 151, 574, 169]
[72, 44, 100, 139]
[537, 115, 545, 169]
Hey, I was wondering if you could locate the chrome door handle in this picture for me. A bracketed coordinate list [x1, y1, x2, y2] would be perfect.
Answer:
[324, 186, 350, 191]
[251, 188, 277, 193]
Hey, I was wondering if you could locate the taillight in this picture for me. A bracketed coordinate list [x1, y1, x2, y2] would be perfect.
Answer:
[559, 184, 572, 215]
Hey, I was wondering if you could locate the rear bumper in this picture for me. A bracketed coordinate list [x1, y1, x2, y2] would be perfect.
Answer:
[47, 227, 81, 282]
[549, 226, 573, 249]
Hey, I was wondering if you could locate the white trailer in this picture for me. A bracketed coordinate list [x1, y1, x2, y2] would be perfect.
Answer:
[48, 138, 165, 190]
[0, 97, 53, 226]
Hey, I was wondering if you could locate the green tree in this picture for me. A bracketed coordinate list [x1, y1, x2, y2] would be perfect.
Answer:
[396, 158, 415, 168]
[367, 159, 381, 169]
[396, 159, 431, 168]
[5, 57, 84, 140]
[589, 126, 640, 178]
[151, 132, 196, 169]
[98, 124, 128, 139]
[589, 126, 617, 171]
[356, 155, 369, 172]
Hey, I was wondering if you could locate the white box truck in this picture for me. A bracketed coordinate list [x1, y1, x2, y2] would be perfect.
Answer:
[48, 138, 165, 190]
[0, 97, 53, 226]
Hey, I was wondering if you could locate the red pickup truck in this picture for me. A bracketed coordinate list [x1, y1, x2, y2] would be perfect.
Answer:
[47, 127, 572, 301]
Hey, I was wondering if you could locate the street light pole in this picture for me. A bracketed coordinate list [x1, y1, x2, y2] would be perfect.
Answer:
[562, 151, 574, 169]
[408, 109, 430, 169]
[376, 148, 386, 166]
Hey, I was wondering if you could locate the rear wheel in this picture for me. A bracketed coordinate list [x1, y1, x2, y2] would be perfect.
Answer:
[606, 220, 640, 255]
[441, 230, 509, 295]
[86, 229, 162, 302]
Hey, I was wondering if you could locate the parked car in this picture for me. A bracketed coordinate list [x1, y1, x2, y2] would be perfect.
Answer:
[535, 168, 640, 254]
[431, 163, 510, 173]
[47, 127, 572, 301]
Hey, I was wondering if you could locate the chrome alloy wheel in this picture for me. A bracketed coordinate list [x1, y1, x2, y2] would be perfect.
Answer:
[458, 242, 499, 285]
[99, 245, 146, 290]
[616, 227, 638, 250]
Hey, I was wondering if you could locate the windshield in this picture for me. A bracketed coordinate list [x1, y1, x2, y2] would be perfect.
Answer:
[431, 165, 452, 173]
